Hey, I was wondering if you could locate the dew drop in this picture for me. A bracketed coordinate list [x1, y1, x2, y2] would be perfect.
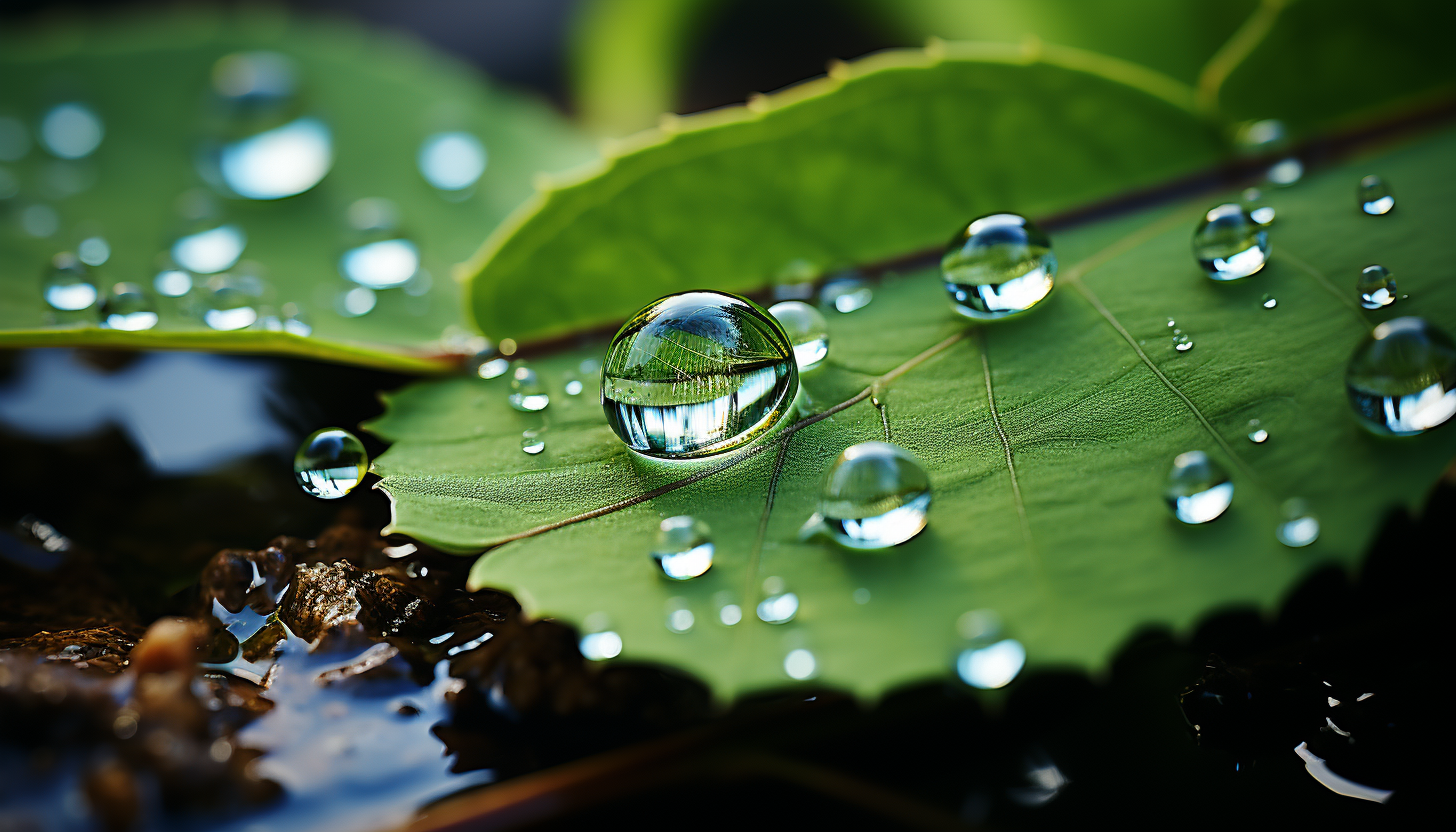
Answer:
[756, 577, 799, 624]
[77, 237, 110, 267]
[1267, 158, 1303, 186]
[579, 614, 622, 660]
[1345, 317, 1456, 436]
[218, 119, 332, 200]
[20, 204, 58, 238]
[469, 349, 508, 380]
[1276, 498, 1320, 548]
[202, 276, 263, 330]
[652, 516, 713, 580]
[664, 598, 694, 634]
[264, 302, 311, 336]
[153, 269, 192, 298]
[1250, 206, 1276, 226]
[200, 53, 331, 200]
[768, 300, 829, 371]
[293, 428, 368, 499]
[602, 291, 796, 458]
[717, 600, 742, 627]
[1247, 420, 1268, 444]
[508, 362, 550, 411]
[42, 253, 97, 311]
[1357, 175, 1394, 216]
[564, 378, 584, 396]
[1164, 451, 1233, 524]
[809, 441, 930, 549]
[335, 286, 376, 318]
[956, 639, 1026, 689]
[99, 283, 158, 331]
[1193, 204, 1269, 281]
[40, 103, 103, 159]
[519, 429, 546, 455]
[941, 212, 1056, 319]
[418, 132, 486, 192]
[819, 276, 873, 313]
[1356, 265, 1396, 310]
[172, 224, 246, 274]
[1173, 333, 1194, 353]
[339, 198, 419, 289]
[784, 648, 817, 680]
[1262, 295, 1277, 309]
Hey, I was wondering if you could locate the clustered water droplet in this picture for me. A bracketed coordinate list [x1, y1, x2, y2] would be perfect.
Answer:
[805, 441, 931, 549]
[651, 516, 714, 580]
[294, 427, 368, 500]
[1345, 317, 1456, 436]
[942, 212, 1056, 319]
[1192, 203, 1269, 281]
[1164, 451, 1234, 525]
[1356, 265, 1396, 310]
[768, 300, 829, 372]
[1357, 175, 1394, 216]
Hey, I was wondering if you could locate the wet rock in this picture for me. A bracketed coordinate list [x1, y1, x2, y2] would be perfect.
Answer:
[201, 541, 296, 615]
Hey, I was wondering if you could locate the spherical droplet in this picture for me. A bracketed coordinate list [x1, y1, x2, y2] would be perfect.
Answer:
[519, 429, 546, 455]
[652, 516, 713, 580]
[171, 224, 245, 274]
[42, 253, 97, 311]
[956, 638, 1026, 689]
[768, 300, 829, 371]
[942, 212, 1057, 319]
[1173, 333, 1194, 353]
[1276, 498, 1320, 548]
[339, 199, 419, 289]
[40, 103, 104, 160]
[201, 277, 262, 330]
[756, 577, 799, 624]
[818, 275, 872, 313]
[77, 236, 110, 266]
[294, 428, 368, 499]
[579, 615, 622, 661]
[418, 132, 487, 192]
[1164, 451, 1233, 525]
[508, 362, 549, 412]
[1250, 205, 1275, 226]
[815, 441, 931, 549]
[99, 283, 158, 331]
[664, 598, 694, 634]
[602, 291, 797, 458]
[1358, 175, 1394, 216]
[469, 349, 508, 380]
[784, 648, 817, 680]
[153, 269, 192, 298]
[1193, 204, 1269, 281]
[1247, 420, 1268, 444]
[1345, 317, 1456, 436]
[1356, 265, 1396, 310]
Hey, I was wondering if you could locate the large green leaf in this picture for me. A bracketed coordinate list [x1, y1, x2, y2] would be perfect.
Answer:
[468, 42, 1224, 343]
[370, 128, 1456, 699]
[0, 10, 593, 372]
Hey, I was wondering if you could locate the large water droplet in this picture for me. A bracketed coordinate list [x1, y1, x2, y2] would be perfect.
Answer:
[171, 224, 246, 274]
[508, 362, 549, 412]
[418, 132, 486, 192]
[942, 212, 1056, 319]
[652, 516, 713, 580]
[1276, 498, 1320, 548]
[40, 103, 103, 159]
[294, 428, 368, 499]
[99, 283, 158, 330]
[784, 648, 817, 680]
[200, 53, 331, 200]
[768, 300, 829, 372]
[1356, 265, 1396, 310]
[1164, 451, 1233, 524]
[756, 577, 799, 624]
[42, 253, 97, 310]
[1193, 204, 1269, 281]
[1345, 317, 1456, 436]
[819, 276, 872, 313]
[602, 291, 797, 458]
[1358, 175, 1394, 216]
[215, 117, 332, 200]
[810, 441, 931, 549]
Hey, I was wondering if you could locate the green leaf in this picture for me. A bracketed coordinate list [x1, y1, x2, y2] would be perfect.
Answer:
[0, 10, 593, 372]
[370, 127, 1456, 700]
[467, 42, 1225, 343]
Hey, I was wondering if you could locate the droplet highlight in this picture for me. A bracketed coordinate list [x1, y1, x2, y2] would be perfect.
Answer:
[172, 224, 246, 274]
[784, 648, 817, 680]
[418, 132, 486, 192]
[1164, 451, 1233, 524]
[809, 441, 930, 549]
[942, 212, 1056, 319]
[756, 577, 799, 625]
[40, 103, 103, 159]
[1247, 420, 1268, 444]
[99, 283, 158, 330]
[1193, 204, 1269, 281]
[768, 300, 829, 371]
[1262, 295, 1277, 309]
[652, 516, 714, 580]
[1276, 498, 1320, 548]
[508, 363, 550, 412]
[294, 428, 368, 499]
[42, 253, 97, 311]
[819, 276, 872, 313]
[1357, 175, 1394, 216]
[1345, 317, 1456, 436]
[1356, 265, 1396, 310]
[519, 429, 545, 455]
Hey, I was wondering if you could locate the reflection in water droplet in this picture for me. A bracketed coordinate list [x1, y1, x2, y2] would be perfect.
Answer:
[216, 118, 332, 200]
[1356, 265, 1396, 310]
[336, 286, 377, 318]
[819, 276, 872, 313]
[1276, 498, 1320, 548]
[1193, 203, 1269, 281]
[42, 253, 97, 310]
[520, 429, 545, 455]
[0, 116, 30, 161]
[1164, 451, 1233, 524]
[508, 363, 549, 411]
[293, 427, 368, 499]
[1247, 420, 1268, 444]
[202, 276, 263, 330]
[99, 283, 158, 330]
[339, 238, 420, 289]
[1173, 333, 1194, 353]
[172, 225, 246, 274]
[809, 442, 931, 549]
[768, 300, 829, 371]
[1358, 175, 1394, 215]
[956, 639, 1026, 689]
[40, 103, 104, 159]
[1345, 317, 1456, 436]
[1262, 295, 1277, 309]
[942, 212, 1057, 319]
[418, 132, 487, 191]
[652, 516, 713, 580]
[602, 291, 796, 458]
[784, 648, 817, 680]
[757, 577, 798, 624]
[153, 269, 192, 298]
[664, 598, 694, 634]
[77, 236, 110, 266]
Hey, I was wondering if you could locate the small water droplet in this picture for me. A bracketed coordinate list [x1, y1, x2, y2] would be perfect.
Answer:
[1166, 318, 1176, 328]
[339, 198, 419, 289]
[768, 300, 829, 371]
[153, 269, 192, 298]
[172, 224, 245, 274]
[941, 212, 1057, 319]
[42, 253, 97, 310]
[199, 54, 331, 200]
[294, 428, 368, 499]
[756, 577, 799, 624]
[265, 302, 311, 336]
[717, 597, 742, 627]
[1173, 333, 1194, 353]
[1164, 451, 1233, 524]
[810, 441, 930, 549]
[1358, 175, 1394, 215]
[784, 648, 817, 680]
[1249, 206, 1276, 226]
[77, 236, 110, 266]
[1276, 498, 1320, 548]
[956, 638, 1026, 689]
[520, 429, 546, 455]
[1267, 158, 1303, 186]
[418, 132, 486, 192]
[603, 291, 796, 457]
[579, 614, 622, 660]
[852, 588, 871, 604]
[1356, 265, 1396, 309]
[202, 276, 264, 330]
[564, 378, 584, 396]
[819, 276, 873, 313]
[336, 286, 376, 318]
[652, 516, 713, 580]
[1247, 420, 1268, 444]
[40, 103, 103, 159]
[1237, 119, 1286, 152]
[1193, 204, 1269, 281]
[99, 283, 157, 330]
[469, 349, 508, 379]
[664, 598, 694, 634]
[508, 362, 550, 411]
[1345, 317, 1456, 436]
[1262, 294, 1277, 309]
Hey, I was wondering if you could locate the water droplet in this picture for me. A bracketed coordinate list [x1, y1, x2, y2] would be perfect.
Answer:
[564, 378, 584, 396]
[1358, 175, 1394, 215]
[1173, 333, 1194, 353]
[1356, 265, 1396, 310]
[153, 269, 192, 297]
[1237, 119, 1286, 151]
[1193, 204, 1269, 281]
[77, 236, 110, 266]
[652, 516, 713, 580]
[784, 648, 817, 680]
[336, 286, 376, 318]
[602, 291, 797, 458]
[172, 224, 245, 274]
[216, 117, 332, 200]
[664, 598, 695, 634]
[469, 349, 508, 380]
[1267, 158, 1303, 186]
[1247, 420, 1268, 444]
[40, 103, 103, 159]
[508, 362, 550, 411]
[202, 275, 264, 330]
[1345, 317, 1456, 436]
[768, 300, 829, 371]
[756, 577, 799, 624]
[810, 441, 931, 549]
[418, 132, 486, 192]
[1276, 498, 1320, 548]
[956, 639, 1026, 689]
[1260, 295, 1278, 310]
[0, 116, 31, 161]
[519, 429, 546, 455]
[819, 276, 873, 313]
[99, 283, 157, 330]
[339, 198, 420, 289]
[42, 253, 97, 310]
[199, 53, 331, 200]
[942, 212, 1057, 319]
[772, 259, 818, 301]
[293, 428, 368, 499]
[1250, 206, 1276, 226]
[718, 602, 742, 627]
[1164, 451, 1234, 524]
[263, 302, 311, 336]
[579, 614, 622, 660]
